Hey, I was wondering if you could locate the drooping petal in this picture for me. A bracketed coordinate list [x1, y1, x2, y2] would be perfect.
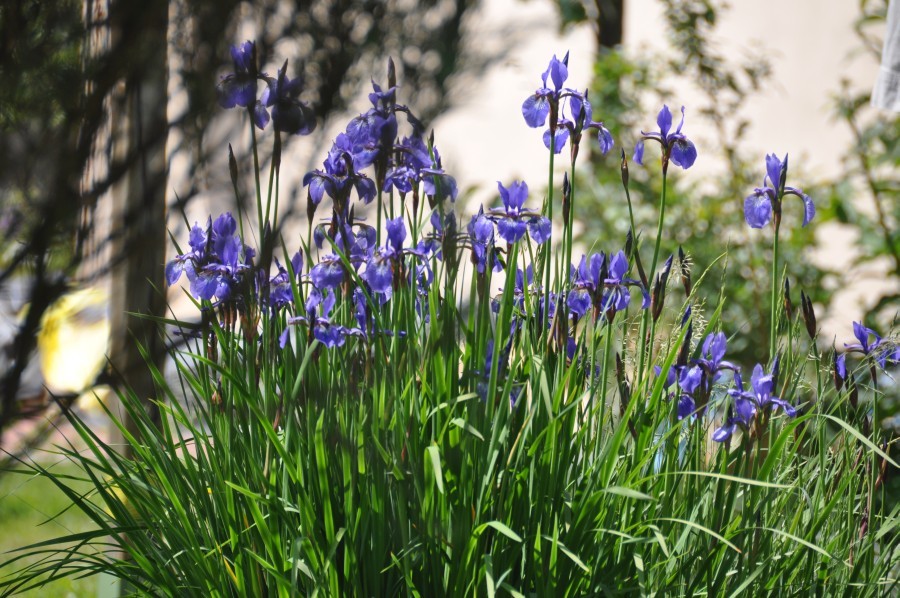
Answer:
[314, 323, 347, 348]
[496, 218, 527, 244]
[528, 216, 551, 244]
[677, 395, 695, 420]
[165, 260, 184, 286]
[542, 127, 569, 153]
[253, 102, 270, 129]
[633, 140, 645, 165]
[670, 137, 697, 169]
[362, 255, 393, 293]
[743, 191, 772, 229]
[596, 125, 614, 155]
[568, 289, 591, 318]
[386, 217, 407, 251]
[679, 365, 703, 395]
[770, 398, 797, 417]
[801, 193, 815, 227]
[735, 396, 756, 423]
[712, 421, 736, 442]
[522, 93, 551, 128]
[310, 258, 344, 290]
[355, 177, 377, 204]
[217, 75, 258, 109]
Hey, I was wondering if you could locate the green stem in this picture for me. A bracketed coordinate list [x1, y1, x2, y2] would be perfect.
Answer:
[594, 315, 615, 455]
[249, 118, 264, 231]
[637, 170, 668, 389]
[541, 135, 556, 344]
[565, 159, 576, 288]
[770, 221, 781, 361]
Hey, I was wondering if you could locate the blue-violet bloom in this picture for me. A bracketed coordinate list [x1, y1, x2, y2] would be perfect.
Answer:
[744, 153, 815, 229]
[633, 105, 697, 171]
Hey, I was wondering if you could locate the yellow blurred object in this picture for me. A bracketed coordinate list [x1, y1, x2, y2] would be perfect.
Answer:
[36, 287, 110, 407]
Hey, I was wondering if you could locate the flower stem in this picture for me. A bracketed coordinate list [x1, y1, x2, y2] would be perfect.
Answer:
[541, 135, 556, 344]
[770, 221, 781, 361]
[249, 118, 264, 230]
[637, 170, 668, 387]
[564, 160, 576, 287]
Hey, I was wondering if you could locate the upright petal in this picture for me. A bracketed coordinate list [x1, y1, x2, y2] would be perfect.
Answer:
[765, 153, 784, 190]
[546, 54, 569, 91]
[656, 105, 673, 138]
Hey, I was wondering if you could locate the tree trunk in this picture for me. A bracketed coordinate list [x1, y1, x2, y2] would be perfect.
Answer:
[105, 0, 168, 446]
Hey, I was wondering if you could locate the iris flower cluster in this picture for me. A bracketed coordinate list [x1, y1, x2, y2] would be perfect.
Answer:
[216, 41, 316, 135]
[712, 362, 797, 443]
[567, 250, 649, 321]
[521, 53, 614, 158]
[166, 213, 254, 302]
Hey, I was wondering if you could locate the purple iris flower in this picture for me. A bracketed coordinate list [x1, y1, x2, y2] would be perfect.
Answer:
[260, 60, 316, 136]
[303, 133, 378, 210]
[416, 209, 456, 259]
[309, 226, 373, 290]
[694, 332, 738, 380]
[544, 91, 615, 156]
[602, 250, 650, 314]
[521, 53, 569, 128]
[744, 153, 815, 229]
[382, 136, 458, 205]
[568, 252, 605, 319]
[165, 213, 252, 301]
[667, 331, 739, 421]
[362, 217, 406, 294]
[844, 321, 900, 370]
[486, 181, 551, 245]
[712, 364, 797, 442]
[280, 288, 360, 350]
[522, 53, 614, 157]
[216, 41, 270, 129]
[268, 251, 303, 309]
[633, 105, 697, 171]
[677, 365, 703, 420]
[844, 321, 884, 357]
[567, 251, 647, 320]
[467, 208, 500, 274]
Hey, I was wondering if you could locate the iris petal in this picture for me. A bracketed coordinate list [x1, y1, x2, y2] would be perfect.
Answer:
[743, 192, 772, 228]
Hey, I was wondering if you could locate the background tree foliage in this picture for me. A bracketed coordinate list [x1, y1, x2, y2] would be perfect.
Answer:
[0, 0, 478, 443]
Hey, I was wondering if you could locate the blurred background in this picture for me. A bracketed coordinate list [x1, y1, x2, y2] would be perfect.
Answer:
[0, 0, 897, 590]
